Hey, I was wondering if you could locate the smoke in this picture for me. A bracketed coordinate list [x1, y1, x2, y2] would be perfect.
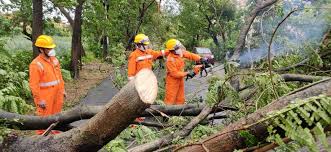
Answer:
[238, 0, 330, 66]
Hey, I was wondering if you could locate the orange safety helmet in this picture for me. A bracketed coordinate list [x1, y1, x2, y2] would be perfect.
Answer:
[35, 35, 56, 48]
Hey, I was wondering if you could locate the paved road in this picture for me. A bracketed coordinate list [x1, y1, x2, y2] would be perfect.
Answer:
[79, 64, 224, 107]
[185, 64, 225, 100]
[80, 77, 119, 106]
[72, 63, 225, 126]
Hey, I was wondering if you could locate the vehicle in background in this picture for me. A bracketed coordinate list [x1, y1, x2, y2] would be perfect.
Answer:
[192, 47, 215, 65]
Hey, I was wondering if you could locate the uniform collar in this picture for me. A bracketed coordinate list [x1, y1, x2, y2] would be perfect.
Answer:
[170, 52, 180, 58]
[39, 54, 55, 63]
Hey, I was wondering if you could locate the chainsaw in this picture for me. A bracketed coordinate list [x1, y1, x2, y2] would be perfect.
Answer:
[186, 58, 213, 81]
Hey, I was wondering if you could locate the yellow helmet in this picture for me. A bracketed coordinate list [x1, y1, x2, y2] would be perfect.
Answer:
[134, 34, 150, 45]
[35, 35, 56, 48]
[165, 39, 181, 50]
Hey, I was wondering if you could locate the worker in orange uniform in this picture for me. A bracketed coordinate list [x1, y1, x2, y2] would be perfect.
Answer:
[164, 39, 202, 105]
[127, 34, 168, 80]
[29, 35, 66, 135]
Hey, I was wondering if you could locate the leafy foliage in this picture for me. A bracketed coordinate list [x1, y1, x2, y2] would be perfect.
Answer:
[190, 125, 217, 141]
[103, 125, 159, 151]
[243, 73, 294, 109]
[0, 48, 33, 114]
[239, 130, 259, 147]
[264, 95, 331, 152]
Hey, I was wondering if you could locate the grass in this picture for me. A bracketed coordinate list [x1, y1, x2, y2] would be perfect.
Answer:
[2, 35, 71, 55]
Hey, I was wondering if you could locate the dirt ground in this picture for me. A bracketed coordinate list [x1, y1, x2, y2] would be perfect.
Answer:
[63, 61, 113, 109]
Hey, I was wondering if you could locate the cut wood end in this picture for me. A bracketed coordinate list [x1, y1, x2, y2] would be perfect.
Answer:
[134, 69, 158, 104]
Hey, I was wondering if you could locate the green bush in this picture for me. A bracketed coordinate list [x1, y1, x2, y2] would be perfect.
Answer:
[0, 46, 33, 114]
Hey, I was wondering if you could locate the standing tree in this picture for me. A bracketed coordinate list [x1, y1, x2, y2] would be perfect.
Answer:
[32, 0, 43, 58]
[71, 0, 85, 79]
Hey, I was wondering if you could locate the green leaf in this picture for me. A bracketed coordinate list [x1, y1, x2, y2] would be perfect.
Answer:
[312, 123, 331, 152]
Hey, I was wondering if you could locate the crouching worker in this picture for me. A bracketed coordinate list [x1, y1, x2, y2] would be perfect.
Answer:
[29, 35, 66, 135]
[164, 39, 202, 105]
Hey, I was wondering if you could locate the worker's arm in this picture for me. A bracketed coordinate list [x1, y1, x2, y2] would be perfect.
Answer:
[127, 53, 136, 80]
[183, 51, 201, 61]
[166, 60, 187, 78]
[29, 63, 42, 105]
[149, 49, 169, 59]
[57, 60, 66, 96]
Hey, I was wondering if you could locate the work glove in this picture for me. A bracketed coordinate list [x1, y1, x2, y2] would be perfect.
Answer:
[186, 71, 196, 79]
[38, 100, 46, 109]
[200, 57, 208, 64]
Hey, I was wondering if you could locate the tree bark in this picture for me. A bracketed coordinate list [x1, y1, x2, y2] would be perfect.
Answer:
[32, 0, 43, 58]
[3, 69, 158, 152]
[71, 0, 85, 79]
[175, 79, 331, 152]
[57, 6, 74, 26]
[281, 73, 327, 83]
[0, 104, 236, 130]
[230, 0, 278, 61]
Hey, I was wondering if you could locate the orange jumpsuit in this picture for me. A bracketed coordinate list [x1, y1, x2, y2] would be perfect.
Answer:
[29, 55, 65, 134]
[127, 49, 167, 79]
[164, 51, 201, 105]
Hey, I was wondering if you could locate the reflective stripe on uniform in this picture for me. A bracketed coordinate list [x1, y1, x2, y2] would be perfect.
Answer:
[40, 80, 60, 87]
[167, 57, 175, 62]
[36, 62, 44, 71]
[136, 55, 153, 62]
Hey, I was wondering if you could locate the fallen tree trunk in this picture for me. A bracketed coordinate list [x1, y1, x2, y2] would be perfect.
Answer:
[0, 104, 236, 130]
[281, 73, 327, 82]
[174, 79, 331, 152]
[2, 69, 158, 152]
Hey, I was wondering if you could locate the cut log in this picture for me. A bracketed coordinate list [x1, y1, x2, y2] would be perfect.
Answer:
[2, 69, 158, 152]
[0, 104, 236, 130]
[174, 79, 331, 152]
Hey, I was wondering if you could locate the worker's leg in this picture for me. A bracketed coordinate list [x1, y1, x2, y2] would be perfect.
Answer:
[175, 78, 185, 105]
[51, 87, 64, 134]
[164, 77, 180, 105]
[35, 106, 47, 135]
[53, 87, 64, 114]
[35, 87, 56, 135]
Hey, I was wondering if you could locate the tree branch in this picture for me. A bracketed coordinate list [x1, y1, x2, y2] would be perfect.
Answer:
[175, 79, 331, 152]
[0, 104, 237, 130]
[231, 0, 279, 61]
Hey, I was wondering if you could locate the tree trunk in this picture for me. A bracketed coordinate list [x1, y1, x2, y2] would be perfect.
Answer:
[0, 104, 236, 131]
[32, 0, 43, 58]
[3, 69, 158, 152]
[174, 79, 331, 152]
[281, 73, 327, 83]
[102, 35, 109, 58]
[71, 0, 84, 79]
[230, 0, 278, 61]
